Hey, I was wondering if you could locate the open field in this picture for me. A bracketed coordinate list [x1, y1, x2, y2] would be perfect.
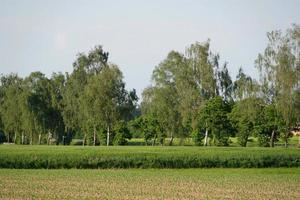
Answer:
[0, 145, 299, 169]
[0, 168, 299, 200]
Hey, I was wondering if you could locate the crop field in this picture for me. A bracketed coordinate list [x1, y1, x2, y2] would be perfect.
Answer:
[1, 145, 299, 199]
[0, 168, 299, 200]
[0, 145, 299, 169]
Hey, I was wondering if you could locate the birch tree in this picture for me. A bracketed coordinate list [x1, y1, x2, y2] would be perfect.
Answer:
[256, 24, 300, 147]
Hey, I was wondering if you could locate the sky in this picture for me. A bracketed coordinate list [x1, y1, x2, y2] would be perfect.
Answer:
[1, 0, 300, 98]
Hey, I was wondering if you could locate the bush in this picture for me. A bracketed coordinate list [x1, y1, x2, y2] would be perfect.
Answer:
[112, 121, 131, 146]
[192, 131, 204, 146]
[70, 139, 84, 146]
[258, 134, 270, 147]
[113, 133, 128, 145]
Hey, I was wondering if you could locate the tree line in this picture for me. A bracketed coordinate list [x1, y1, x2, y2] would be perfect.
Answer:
[0, 46, 138, 145]
[0, 25, 299, 147]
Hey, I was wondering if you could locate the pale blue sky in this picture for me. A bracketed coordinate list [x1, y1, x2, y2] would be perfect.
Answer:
[1, 0, 299, 97]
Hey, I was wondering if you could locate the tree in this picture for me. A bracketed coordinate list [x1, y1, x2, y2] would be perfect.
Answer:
[227, 67, 263, 147]
[197, 96, 232, 146]
[131, 115, 164, 145]
[62, 45, 110, 144]
[229, 97, 264, 147]
[256, 24, 300, 147]
[0, 74, 23, 143]
[179, 41, 219, 133]
[256, 104, 285, 147]
[149, 51, 185, 144]
[217, 63, 234, 103]
[141, 85, 180, 145]
[233, 68, 257, 101]
[82, 65, 128, 146]
[141, 41, 221, 145]
[112, 120, 132, 145]
[24, 72, 57, 144]
[0, 45, 140, 146]
[48, 73, 66, 144]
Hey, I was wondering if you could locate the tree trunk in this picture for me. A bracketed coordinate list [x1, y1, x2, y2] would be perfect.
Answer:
[270, 130, 275, 147]
[298, 136, 300, 148]
[38, 134, 42, 145]
[30, 132, 33, 145]
[169, 132, 174, 146]
[160, 138, 164, 146]
[284, 130, 288, 148]
[21, 132, 24, 145]
[106, 125, 110, 146]
[152, 135, 157, 146]
[7, 133, 10, 143]
[14, 132, 17, 144]
[204, 128, 208, 146]
[83, 133, 86, 147]
[93, 124, 96, 146]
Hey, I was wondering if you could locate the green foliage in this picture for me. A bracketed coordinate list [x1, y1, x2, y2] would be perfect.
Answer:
[256, 25, 300, 146]
[142, 41, 232, 146]
[0, 45, 138, 146]
[131, 115, 165, 145]
[197, 96, 232, 146]
[112, 121, 131, 145]
[0, 25, 299, 148]
[229, 98, 263, 147]
[0, 131, 5, 144]
[0, 146, 299, 169]
[70, 139, 84, 146]
[191, 130, 204, 146]
[254, 104, 285, 147]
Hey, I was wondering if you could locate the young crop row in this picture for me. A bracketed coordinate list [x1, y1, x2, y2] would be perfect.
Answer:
[0, 146, 299, 169]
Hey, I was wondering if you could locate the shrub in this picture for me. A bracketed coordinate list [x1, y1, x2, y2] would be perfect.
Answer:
[70, 139, 84, 146]
[192, 131, 204, 146]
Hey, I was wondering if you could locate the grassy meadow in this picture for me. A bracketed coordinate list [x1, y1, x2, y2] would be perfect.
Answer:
[0, 168, 299, 200]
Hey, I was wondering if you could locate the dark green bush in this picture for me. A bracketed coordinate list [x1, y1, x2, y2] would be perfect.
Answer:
[192, 131, 204, 146]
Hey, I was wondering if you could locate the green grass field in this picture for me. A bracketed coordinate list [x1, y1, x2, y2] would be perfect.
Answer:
[0, 145, 299, 168]
[0, 168, 299, 199]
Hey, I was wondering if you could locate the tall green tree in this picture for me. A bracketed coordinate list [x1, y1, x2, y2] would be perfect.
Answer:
[62, 45, 109, 142]
[0, 74, 23, 143]
[142, 41, 221, 145]
[256, 104, 285, 147]
[256, 24, 300, 147]
[229, 97, 264, 147]
[24, 72, 55, 144]
[82, 65, 129, 146]
[180, 41, 219, 132]
[217, 63, 234, 103]
[197, 96, 232, 146]
[131, 115, 164, 145]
